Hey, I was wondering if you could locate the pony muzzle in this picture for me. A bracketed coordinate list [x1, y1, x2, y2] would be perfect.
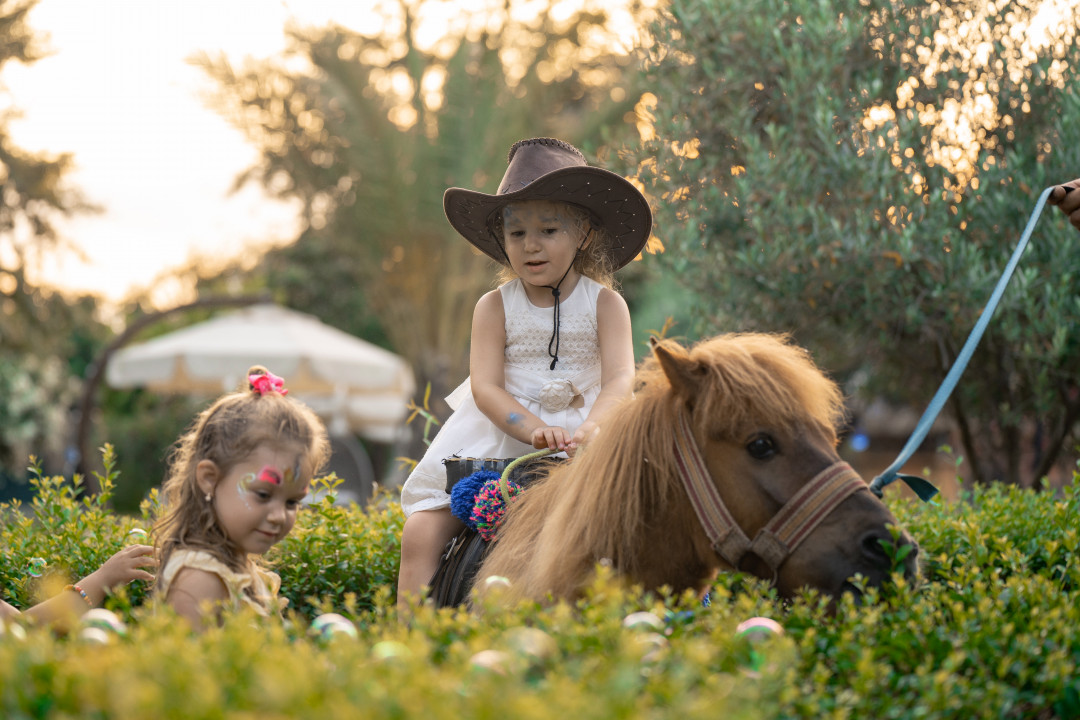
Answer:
[719, 462, 868, 577]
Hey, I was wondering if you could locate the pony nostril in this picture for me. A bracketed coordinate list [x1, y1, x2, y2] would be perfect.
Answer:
[860, 530, 919, 571]
[902, 538, 919, 562]
[860, 530, 893, 566]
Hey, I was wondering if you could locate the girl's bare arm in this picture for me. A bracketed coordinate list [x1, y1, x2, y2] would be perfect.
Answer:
[165, 567, 231, 631]
[571, 287, 635, 447]
[21, 545, 156, 625]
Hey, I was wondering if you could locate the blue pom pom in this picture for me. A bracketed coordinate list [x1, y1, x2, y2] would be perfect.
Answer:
[449, 470, 500, 528]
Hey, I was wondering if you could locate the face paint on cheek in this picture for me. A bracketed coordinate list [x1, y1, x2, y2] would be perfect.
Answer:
[238, 472, 258, 492]
[235, 475, 256, 508]
[283, 463, 308, 494]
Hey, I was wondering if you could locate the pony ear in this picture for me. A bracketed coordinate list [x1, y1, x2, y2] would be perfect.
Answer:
[652, 337, 704, 400]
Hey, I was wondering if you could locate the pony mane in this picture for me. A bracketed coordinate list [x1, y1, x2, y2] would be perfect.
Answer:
[483, 332, 848, 599]
[646, 332, 847, 440]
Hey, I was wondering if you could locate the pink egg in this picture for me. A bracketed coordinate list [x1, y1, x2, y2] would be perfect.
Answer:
[735, 617, 784, 638]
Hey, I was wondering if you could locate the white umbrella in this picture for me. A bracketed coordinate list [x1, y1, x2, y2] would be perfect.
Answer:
[105, 303, 416, 442]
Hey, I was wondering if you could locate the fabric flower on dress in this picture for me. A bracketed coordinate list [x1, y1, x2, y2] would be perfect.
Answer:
[537, 379, 577, 413]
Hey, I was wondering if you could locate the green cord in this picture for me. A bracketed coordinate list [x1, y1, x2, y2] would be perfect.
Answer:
[497, 448, 559, 504]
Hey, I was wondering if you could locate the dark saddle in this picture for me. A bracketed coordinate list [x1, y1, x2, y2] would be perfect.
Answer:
[426, 455, 561, 608]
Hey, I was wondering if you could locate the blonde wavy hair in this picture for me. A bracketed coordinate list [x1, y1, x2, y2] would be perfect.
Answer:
[152, 366, 330, 579]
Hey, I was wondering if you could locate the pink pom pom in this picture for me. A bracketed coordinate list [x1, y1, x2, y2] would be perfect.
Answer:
[470, 476, 522, 541]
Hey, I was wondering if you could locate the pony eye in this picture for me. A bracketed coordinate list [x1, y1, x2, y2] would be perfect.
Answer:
[746, 435, 777, 460]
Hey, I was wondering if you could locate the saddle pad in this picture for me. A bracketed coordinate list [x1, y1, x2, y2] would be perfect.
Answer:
[427, 527, 488, 608]
[442, 455, 565, 493]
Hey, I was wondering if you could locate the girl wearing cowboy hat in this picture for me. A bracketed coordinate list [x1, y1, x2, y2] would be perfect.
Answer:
[397, 137, 652, 605]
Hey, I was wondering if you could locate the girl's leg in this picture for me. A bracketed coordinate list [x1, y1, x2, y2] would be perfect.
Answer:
[397, 508, 464, 608]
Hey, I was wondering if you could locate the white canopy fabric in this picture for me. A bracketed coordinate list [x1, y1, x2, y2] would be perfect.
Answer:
[105, 304, 416, 442]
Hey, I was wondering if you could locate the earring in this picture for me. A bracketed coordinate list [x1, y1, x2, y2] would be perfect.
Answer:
[204, 492, 212, 502]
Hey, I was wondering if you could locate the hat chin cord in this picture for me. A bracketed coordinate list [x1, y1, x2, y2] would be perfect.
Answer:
[544, 231, 590, 371]
[492, 229, 591, 372]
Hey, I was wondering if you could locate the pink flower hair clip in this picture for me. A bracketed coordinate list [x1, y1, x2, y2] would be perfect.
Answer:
[249, 372, 289, 396]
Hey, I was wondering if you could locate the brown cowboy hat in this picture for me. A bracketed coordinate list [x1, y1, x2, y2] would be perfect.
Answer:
[443, 137, 652, 270]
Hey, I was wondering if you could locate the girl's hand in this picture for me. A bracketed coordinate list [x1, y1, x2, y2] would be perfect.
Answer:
[569, 421, 600, 453]
[532, 425, 572, 451]
[89, 544, 158, 592]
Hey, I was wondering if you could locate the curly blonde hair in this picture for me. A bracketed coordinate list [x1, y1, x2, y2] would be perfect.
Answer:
[152, 366, 330, 578]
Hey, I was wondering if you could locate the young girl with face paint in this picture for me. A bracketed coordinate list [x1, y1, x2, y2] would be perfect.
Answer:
[397, 138, 652, 605]
[153, 366, 329, 630]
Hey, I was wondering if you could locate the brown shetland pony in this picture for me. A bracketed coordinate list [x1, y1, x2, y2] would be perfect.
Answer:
[475, 333, 918, 604]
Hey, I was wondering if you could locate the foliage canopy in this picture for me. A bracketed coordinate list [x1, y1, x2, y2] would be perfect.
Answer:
[621, 0, 1080, 485]
[196, 0, 649, 403]
[0, 0, 104, 480]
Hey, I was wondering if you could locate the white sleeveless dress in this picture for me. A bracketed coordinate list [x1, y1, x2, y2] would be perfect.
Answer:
[400, 277, 604, 516]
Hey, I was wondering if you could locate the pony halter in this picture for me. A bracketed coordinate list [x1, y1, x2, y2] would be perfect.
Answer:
[672, 408, 867, 577]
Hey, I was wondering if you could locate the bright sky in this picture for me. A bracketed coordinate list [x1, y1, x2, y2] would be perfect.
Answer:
[4, 0, 381, 306]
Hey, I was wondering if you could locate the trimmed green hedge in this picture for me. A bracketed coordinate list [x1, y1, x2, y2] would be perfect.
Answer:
[2, 448, 1079, 719]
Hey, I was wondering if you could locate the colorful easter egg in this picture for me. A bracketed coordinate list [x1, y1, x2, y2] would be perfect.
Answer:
[309, 613, 357, 642]
[622, 611, 665, 632]
[81, 608, 128, 637]
[371, 640, 412, 662]
[468, 649, 511, 676]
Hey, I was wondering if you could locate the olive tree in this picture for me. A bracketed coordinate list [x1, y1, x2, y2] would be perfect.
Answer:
[621, 0, 1080, 485]
[0, 0, 100, 479]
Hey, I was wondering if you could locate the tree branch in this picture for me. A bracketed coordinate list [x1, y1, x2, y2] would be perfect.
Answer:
[1030, 387, 1080, 490]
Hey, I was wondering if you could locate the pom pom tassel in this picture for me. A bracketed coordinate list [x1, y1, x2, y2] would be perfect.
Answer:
[448, 449, 557, 541]
[471, 476, 523, 541]
[449, 470, 500, 528]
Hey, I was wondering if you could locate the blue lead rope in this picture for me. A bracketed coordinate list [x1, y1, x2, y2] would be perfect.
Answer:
[868, 186, 1064, 502]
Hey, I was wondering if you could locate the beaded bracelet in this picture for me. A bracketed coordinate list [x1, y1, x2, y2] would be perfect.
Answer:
[65, 583, 92, 608]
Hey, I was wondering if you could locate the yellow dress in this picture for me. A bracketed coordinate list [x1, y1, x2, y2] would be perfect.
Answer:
[158, 548, 286, 617]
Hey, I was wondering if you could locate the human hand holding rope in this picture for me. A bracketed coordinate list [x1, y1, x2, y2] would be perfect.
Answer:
[1049, 179, 1079, 230]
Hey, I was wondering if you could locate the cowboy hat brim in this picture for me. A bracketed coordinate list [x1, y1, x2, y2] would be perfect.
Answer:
[443, 165, 652, 270]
